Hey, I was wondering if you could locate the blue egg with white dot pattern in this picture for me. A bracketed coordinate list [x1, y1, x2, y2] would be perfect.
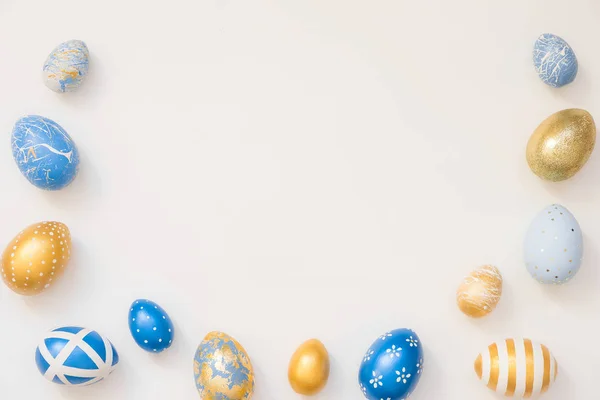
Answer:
[128, 299, 174, 353]
[358, 328, 424, 400]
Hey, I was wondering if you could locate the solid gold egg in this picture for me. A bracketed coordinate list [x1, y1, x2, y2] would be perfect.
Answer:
[456, 265, 502, 318]
[1, 221, 72, 296]
[288, 339, 330, 395]
[526, 108, 596, 181]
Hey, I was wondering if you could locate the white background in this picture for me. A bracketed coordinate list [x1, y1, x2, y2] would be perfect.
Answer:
[0, 0, 599, 399]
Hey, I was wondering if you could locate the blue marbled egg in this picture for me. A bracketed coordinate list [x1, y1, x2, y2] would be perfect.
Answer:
[524, 204, 583, 284]
[42, 40, 89, 93]
[35, 326, 119, 386]
[359, 329, 424, 400]
[11, 115, 80, 190]
[533, 33, 578, 88]
[128, 299, 174, 353]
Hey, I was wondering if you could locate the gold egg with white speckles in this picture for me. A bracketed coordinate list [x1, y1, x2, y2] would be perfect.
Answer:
[526, 108, 596, 181]
[1, 221, 71, 296]
[456, 265, 502, 318]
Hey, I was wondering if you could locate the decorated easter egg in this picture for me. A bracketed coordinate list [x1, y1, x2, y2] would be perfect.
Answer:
[533, 34, 578, 88]
[526, 109, 595, 182]
[358, 329, 424, 400]
[288, 339, 330, 395]
[35, 326, 119, 386]
[474, 338, 557, 397]
[1, 221, 71, 296]
[128, 299, 174, 353]
[12, 115, 80, 190]
[42, 40, 89, 93]
[456, 265, 502, 318]
[524, 204, 583, 284]
[193, 331, 255, 400]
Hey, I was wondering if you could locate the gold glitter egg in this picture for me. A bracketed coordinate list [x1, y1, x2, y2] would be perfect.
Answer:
[456, 265, 502, 318]
[1, 221, 72, 296]
[288, 339, 330, 395]
[526, 108, 596, 181]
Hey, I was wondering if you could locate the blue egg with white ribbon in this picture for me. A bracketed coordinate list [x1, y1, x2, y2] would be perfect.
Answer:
[12, 115, 80, 190]
[35, 326, 119, 386]
[358, 328, 424, 400]
[533, 33, 578, 88]
[128, 299, 174, 353]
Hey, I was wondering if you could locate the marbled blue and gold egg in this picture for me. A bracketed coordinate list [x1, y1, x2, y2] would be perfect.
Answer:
[42, 40, 89, 93]
[193, 331, 255, 400]
[359, 329, 424, 400]
[12, 115, 80, 190]
[128, 299, 174, 353]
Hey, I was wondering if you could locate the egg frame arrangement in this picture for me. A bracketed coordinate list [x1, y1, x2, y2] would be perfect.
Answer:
[0, 31, 592, 399]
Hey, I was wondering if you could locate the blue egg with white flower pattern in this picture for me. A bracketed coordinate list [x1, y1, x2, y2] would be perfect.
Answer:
[358, 329, 424, 400]
[533, 33, 578, 88]
[35, 326, 119, 386]
[128, 299, 174, 353]
[12, 115, 80, 190]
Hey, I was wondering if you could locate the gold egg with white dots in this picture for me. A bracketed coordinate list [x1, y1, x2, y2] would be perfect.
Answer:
[1, 221, 71, 296]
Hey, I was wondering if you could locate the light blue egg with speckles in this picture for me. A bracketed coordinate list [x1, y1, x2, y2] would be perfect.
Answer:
[533, 33, 578, 88]
[43, 40, 89, 93]
[11, 115, 80, 190]
[128, 299, 174, 353]
[524, 204, 583, 284]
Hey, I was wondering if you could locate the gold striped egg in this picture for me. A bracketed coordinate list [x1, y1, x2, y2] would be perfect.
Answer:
[456, 265, 502, 318]
[474, 339, 558, 398]
[1, 221, 72, 296]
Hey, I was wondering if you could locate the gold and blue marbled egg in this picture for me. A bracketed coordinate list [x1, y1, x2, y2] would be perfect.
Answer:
[42, 40, 89, 93]
[193, 331, 255, 400]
